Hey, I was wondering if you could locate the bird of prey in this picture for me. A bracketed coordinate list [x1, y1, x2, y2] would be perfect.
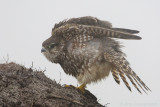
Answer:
[41, 16, 150, 93]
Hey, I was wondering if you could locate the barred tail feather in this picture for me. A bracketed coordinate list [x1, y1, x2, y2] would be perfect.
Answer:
[131, 71, 151, 91]
[131, 75, 147, 94]
[119, 71, 132, 91]
[126, 74, 142, 94]
[104, 51, 150, 94]
[119, 57, 151, 93]
[111, 67, 120, 84]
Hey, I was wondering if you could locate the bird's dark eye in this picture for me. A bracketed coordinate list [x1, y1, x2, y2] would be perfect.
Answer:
[48, 43, 57, 49]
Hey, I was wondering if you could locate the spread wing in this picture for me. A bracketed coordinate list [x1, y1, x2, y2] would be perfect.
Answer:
[53, 24, 141, 41]
[104, 48, 151, 93]
[53, 16, 112, 30]
[53, 16, 139, 34]
[52, 16, 141, 40]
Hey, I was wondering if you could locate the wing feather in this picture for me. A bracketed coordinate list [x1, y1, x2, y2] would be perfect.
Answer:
[78, 25, 141, 40]
[111, 28, 139, 34]
[104, 49, 150, 93]
[53, 24, 141, 40]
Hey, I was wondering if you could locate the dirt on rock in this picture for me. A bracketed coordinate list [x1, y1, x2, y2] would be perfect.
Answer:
[0, 62, 104, 107]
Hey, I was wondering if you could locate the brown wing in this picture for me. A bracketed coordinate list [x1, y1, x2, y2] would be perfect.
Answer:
[53, 16, 112, 30]
[104, 48, 151, 93]
[52, 24, 141, 41]
[52, 16, 141, 40]
[53, 16, 140, 35]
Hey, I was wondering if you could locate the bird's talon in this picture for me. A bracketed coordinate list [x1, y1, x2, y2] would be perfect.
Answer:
[62, 84, 75, 88]
[76, 84, 86, 93]
[63, 84, 86, 93]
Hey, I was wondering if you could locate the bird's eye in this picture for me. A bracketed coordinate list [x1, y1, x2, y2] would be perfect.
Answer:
[48, 43, 57, 49]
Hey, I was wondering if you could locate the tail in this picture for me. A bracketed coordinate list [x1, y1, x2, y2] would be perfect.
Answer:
[104, 50, 151, 93]
[111, 67, 120, 84]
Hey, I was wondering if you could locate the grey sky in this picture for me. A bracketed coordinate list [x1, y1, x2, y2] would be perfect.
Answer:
[0, 0, 160, 106]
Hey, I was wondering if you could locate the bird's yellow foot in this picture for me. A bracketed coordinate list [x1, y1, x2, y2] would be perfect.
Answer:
[63, 84, 86, 93]
[76, 84, 86, 93]
[63, 84, 76, 88]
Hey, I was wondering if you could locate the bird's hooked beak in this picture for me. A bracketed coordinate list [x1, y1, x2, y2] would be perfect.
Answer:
[41, 48, 46, 53]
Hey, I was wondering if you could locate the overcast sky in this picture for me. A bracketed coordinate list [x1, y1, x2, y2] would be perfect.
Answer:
[0, 0, 160, 106]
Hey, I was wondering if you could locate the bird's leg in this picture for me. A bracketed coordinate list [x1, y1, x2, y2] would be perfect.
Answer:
[76, 83, 86, 93]
[63, 84, 86, 93]
[63, 84, 76, 88]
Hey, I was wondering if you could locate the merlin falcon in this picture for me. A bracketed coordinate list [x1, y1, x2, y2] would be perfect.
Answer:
[41, 16, 150, 93]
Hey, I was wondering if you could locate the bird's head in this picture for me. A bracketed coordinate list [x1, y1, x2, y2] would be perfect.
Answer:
[41, 36, 64, 63]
